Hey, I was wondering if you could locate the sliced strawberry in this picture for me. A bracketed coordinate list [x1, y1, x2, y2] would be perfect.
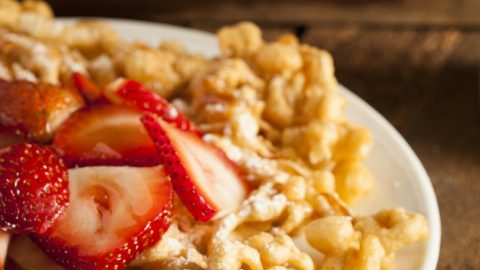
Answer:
[71, 72, 108, 105]
[53, 105, 160, 167]
[0, 143, 69, 234]
[104, 79, 201, 135]
[0, 80, 85, 143]
[33, 166, 173, 270]
[141, 114, 248, 222]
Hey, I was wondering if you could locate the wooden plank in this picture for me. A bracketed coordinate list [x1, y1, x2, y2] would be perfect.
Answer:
[49, 0, 480, 27]
[450, 32, 480, 68]
[146, 0, 480, 27]
[303, 26, 471, 74]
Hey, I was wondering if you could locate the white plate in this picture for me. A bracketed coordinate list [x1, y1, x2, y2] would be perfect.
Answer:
[61, 18, 441, 270]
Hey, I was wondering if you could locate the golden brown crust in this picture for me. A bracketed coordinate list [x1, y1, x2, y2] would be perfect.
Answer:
[0, 80, 85, 142]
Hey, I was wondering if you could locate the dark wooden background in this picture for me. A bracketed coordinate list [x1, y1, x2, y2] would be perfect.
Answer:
[48, 0, 480, 269]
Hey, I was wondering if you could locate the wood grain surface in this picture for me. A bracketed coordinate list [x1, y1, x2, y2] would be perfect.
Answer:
[49, 0, 480, 269]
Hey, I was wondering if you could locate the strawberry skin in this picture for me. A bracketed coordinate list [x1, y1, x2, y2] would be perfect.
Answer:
[53, 105, 160, 167]
[141, 114, 249, 222]
[71, 72, 108, 105]
[0, 143, 69, 234]
[105, 79, 201, 135]
[0, 80, 85, 143]
[32, 166, 173, 270]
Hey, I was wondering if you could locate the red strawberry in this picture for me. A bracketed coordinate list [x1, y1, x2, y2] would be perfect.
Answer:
[71, 72, 108, 105]
[33, 166, 173, 270]
[141, 114, 249, 222]
[53, 105, 160, 167]
[0, 80, 85, 143]
[104, 79, 201, 135]
[0, 143, 69, 234]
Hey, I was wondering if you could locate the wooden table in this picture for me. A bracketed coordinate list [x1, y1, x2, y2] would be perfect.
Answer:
[50, 0, 480, 268]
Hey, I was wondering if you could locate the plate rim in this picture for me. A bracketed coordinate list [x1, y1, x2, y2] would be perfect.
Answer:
[58, 17, 442, 269]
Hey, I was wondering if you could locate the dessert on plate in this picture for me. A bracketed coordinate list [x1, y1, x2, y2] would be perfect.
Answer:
[0, 1, 429, 269]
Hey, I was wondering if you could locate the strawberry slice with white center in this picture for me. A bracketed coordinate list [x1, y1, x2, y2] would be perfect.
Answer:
[104, 79, 201, 135]
[32, 166, 173, 270]
[141, 114, 249, 222]
[53, 105, 160, 167]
